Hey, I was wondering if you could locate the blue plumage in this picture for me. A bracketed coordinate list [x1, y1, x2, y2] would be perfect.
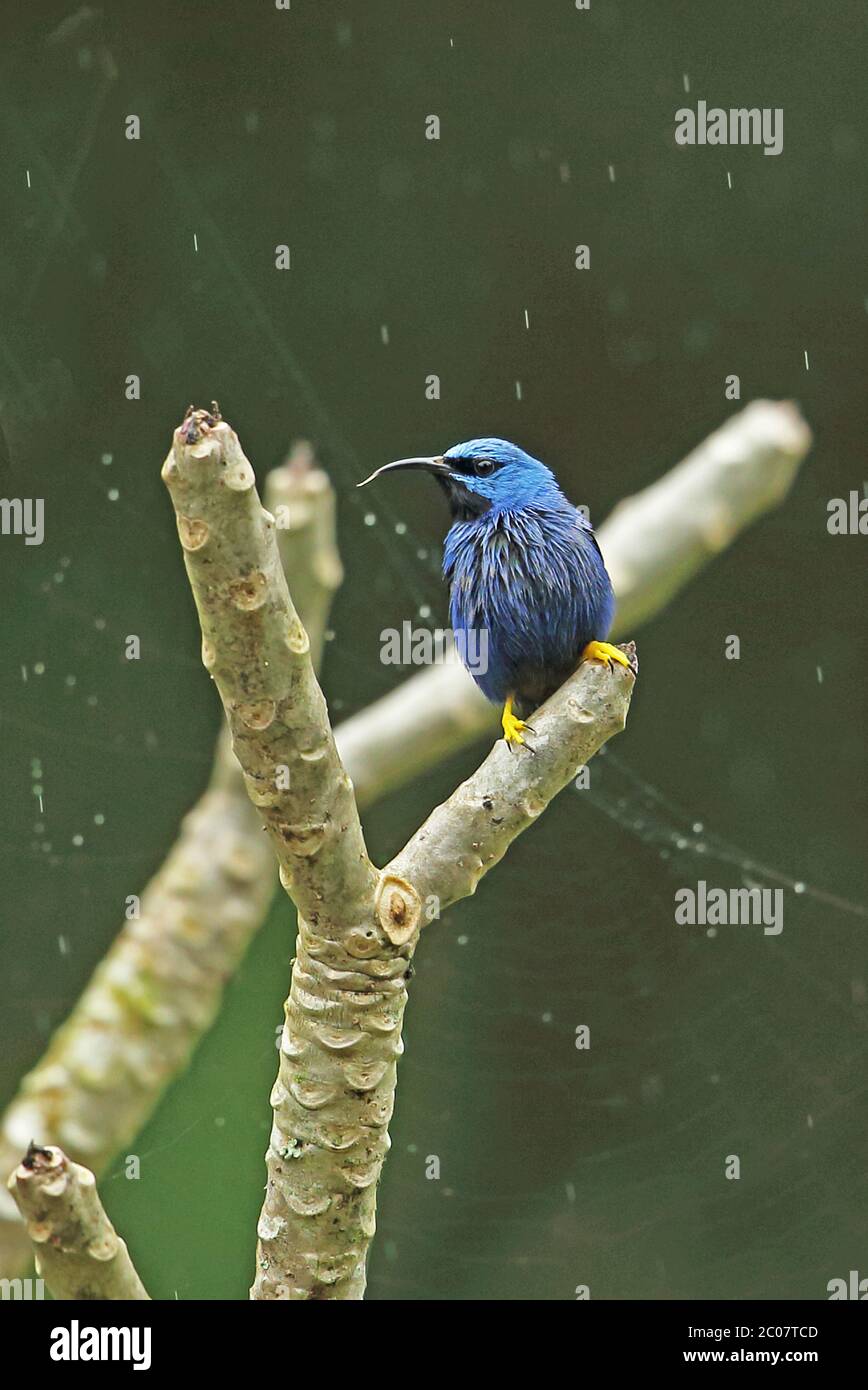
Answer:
[359, 437, 618, 729]
[439, 439, 615, 715]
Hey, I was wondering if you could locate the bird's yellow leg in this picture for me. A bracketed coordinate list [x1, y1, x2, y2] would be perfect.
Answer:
[581, 640, 631, 670]
[501, 695, 532, 748]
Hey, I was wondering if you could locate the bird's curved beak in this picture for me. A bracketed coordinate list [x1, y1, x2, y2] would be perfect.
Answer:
[357, 456, 450, 488]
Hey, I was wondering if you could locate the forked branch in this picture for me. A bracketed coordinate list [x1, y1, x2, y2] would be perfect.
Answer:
[162, 408, 636, 1299]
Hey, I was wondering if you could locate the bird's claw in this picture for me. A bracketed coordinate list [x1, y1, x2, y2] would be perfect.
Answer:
[581, 640, 631, 671]
[502, 704, 535, 752]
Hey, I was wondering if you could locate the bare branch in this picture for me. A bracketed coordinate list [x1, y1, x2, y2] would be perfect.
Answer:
[385, 647, 636, 913]
[7, 1144, 149, 1300]
[161, 409, 376, 927]
[161, 412, 388, 1298]
[599, 398, 811, 631]
[249, 654, 635, 1300]
[0, 443, 342, 1279]
[262, 440, 344, 675]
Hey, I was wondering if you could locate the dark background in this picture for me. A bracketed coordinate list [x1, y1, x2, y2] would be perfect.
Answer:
[0, 0, 865, 1300]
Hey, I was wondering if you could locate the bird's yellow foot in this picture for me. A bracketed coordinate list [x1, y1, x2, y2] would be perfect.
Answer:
[501, 696, 534, 751]
[581, 640, 631, 670]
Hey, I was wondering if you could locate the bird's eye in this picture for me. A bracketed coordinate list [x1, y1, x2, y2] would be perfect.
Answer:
[475, 458, 496, 477]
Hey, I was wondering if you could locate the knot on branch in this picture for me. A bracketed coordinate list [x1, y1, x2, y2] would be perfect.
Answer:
[228, 570, 268, 611]
[235, 697, 277, 731]
[176, 515, 210, 552]
[276, 821, 327, 858]
[375, 874, 423, 947]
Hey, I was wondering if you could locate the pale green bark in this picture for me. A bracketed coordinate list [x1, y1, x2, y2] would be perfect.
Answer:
[161, 412, 377, 928]
[162, 411, 384, 1298]
[250, 652, 635, 1300]
[385, 645, 636, 912]
[0, 443, 342, 1279]
[8, 1144, 149, 1300]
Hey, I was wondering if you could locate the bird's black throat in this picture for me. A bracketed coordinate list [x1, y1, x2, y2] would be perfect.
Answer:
[435, 474, 493, 521]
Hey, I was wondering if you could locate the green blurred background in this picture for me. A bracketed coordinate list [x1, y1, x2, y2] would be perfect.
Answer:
[0, 0, 866, 1300]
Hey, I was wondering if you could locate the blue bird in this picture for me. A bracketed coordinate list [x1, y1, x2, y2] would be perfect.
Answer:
[359, 438, 629, 747]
